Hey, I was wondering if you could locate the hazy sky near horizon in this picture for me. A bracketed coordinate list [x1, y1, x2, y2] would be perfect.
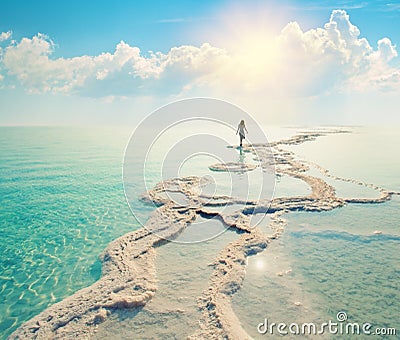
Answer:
[0, 0, 399, 126]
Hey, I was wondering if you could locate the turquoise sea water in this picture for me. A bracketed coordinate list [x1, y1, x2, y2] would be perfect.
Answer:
[1, 126, 399, 339]
[0, 127, 151, 339]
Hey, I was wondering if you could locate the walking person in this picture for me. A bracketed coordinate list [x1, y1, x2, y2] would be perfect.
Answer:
[236, 120, 248, 147]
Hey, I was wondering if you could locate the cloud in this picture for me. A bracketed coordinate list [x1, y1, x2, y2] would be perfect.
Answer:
[2, 33, 228, 96]
[383, 3, 400, 12]
[273, 10, 378, 94]
[373, 38, 398, 63]
[0, 30, 12, 42]
[288, 2, 367, 11]
[0, 10, 399, 98]
[0, 30, 13, 87]
[192, 9, 399, 97]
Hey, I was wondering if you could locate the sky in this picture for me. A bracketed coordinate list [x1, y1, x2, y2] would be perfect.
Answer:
[0, 0, 399, 126]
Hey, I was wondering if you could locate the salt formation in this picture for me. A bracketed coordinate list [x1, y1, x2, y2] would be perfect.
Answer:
[11, 129, 399, 339]
[208, 162, 257, 172]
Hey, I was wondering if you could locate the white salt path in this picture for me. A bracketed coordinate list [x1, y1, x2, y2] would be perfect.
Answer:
[10, 129, 400, 339]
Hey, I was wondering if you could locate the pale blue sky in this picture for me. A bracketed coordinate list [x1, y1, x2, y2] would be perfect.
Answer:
[0, 0, 399, 125]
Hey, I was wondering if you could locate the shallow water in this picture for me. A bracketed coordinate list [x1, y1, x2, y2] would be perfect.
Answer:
[1, 126, 399, 339]
[304, 166, 381, 199]
[0, 125, 271, 338]
[0, 127, 149, 338]
[283, 203, 400, 337]
[285, 127, 400, 191]
[232, 239, 327, 339]
[274, 174, 311, 197]
[95, 217, 239, 339]
[232, 127, 400, 339]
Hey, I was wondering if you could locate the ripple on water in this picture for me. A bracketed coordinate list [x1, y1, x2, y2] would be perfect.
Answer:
[0, 127, 143, 338]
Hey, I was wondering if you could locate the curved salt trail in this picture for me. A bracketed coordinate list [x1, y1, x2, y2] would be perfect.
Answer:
[189, 129, 399, 339]
[10, 129, 400, 339]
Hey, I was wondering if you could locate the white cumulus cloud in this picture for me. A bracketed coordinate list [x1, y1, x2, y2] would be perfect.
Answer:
[2, 34, 228, 96]
[187, 10, 399, 97]
[0, 10, 398, 97]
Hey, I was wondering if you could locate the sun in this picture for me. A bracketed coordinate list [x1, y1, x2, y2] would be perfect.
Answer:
[207, 4, 284, 89]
